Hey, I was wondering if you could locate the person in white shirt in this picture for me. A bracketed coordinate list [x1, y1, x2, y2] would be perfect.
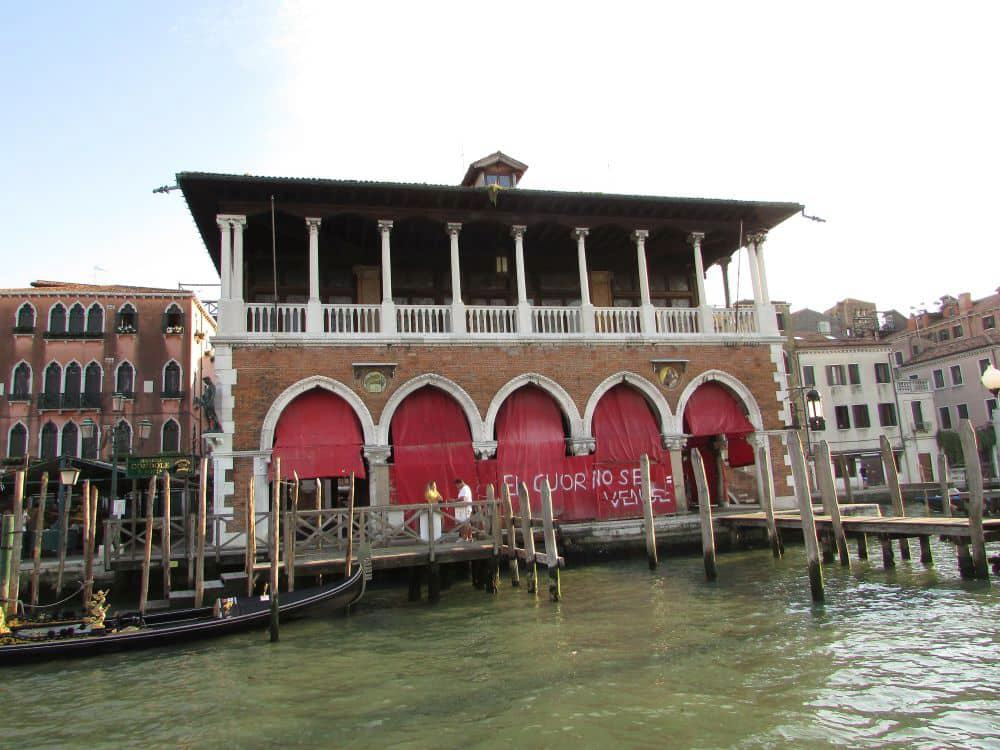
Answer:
[454, 478, 474, 541]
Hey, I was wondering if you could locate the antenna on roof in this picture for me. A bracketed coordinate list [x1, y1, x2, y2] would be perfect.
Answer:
[153, 184, 179, 194]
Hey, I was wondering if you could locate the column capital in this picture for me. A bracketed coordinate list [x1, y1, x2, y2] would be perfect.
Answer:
[363, 444, 392, 465]
[446, 222, 462, 236]
[572, 227, 590, 240]
[745, 230, 768, 246]
[377, 219, 393, 233]
[568, 436, 596, 456]
[217, 213, 246, 226]
[510, 224, 527, 239]
[472, 440, 498, 460]
[632, 229, 650, 242]
[687, 231, 705, 245]
[662, 434, 688, 451]
[305, 217, 322, 231]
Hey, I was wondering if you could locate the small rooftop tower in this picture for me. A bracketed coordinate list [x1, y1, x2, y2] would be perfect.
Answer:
[461, 151, 528, 188]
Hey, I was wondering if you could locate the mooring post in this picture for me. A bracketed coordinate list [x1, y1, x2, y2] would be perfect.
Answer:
[161, 471, 172, 602]
[194, 457, 208, 608]
[8, 470, 26, 616]
[408, 567, 422, 601]
[880, 435, 911, 561]
[816, 441, 850, 566]
[690, 449, 717, 582]
[880, 534, 895, 569]
[487, 484, 501, 594]
[344, 471, 355, 578]
[937, 452, 952, 517]
[247, 474, 258, 596]
[269, 458, 282, 642]
[958, 420, 989, 581]
[79, 479, 91, 608]
[30, 472, 49, 607]
[185, 513, 195, 589]
[56, 479, 72, 595]
[919, 536, 934, 565]
[756, 440, 783, 558]
[640, 453, 658, 570]
[855, 532, 869, 560]
[837, 454, 854, 505]
[85, 483, 99, 607]
[517, 482, 537, 594]
[786, 431, 824, 602]
[286, 471, 300, 593]
[139, 476, 156, 615]
[502, 484, 520, 587]
[539, 479, 561, 602]
[0, 514, 14, 618]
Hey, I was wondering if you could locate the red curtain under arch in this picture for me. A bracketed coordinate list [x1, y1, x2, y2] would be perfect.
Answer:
[272, 388, 365, 479]
[593, 384, 663, 464]
[682, 381, 756, 504]
[389, 386, 478, 504]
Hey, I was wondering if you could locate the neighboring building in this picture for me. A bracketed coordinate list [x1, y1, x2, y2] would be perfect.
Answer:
[790, 308, 843, 337]
[1, 281, 216, 474]
[793, 335, 939, 485]
[177, 153, 803, 525]
[824, 298, 875, 337]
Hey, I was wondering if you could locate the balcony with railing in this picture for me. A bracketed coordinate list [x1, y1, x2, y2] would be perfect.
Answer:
[896, 378, 931, 394]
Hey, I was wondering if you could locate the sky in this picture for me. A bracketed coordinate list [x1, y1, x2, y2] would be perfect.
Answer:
[2, 2, 998, 314]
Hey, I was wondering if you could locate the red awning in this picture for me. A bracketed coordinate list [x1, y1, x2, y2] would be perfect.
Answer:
[272, 389, 365, 479]
[594, 384, 663, 464]
[683, 382, 754, 438]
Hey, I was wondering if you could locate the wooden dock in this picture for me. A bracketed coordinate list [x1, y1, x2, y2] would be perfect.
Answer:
[716, 511, 1000, 541]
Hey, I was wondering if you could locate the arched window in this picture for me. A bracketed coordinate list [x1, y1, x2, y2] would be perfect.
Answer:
[81, 423, 97, 459]
[163, 303, 185, 333]
[49, 303, 66, 334]
[61, 421, 79, 458]
[163, 361, 181, 396]
[8, 423, 27, 458]
[42, 362, 62, 409]
[113, 420, 132, 455]
[15, 303, 35, 332]
[40, 422, 58, 459]
[64, 362, 82, 407]
[116, 361, 134, 396]
[162, 420, 180, 452]
[86, 303, 104, 335]
[10, 362, 31, 399]
[68, 303, 85, 335]
[116, 303, 137, 334]
[83, 362, 102, 408]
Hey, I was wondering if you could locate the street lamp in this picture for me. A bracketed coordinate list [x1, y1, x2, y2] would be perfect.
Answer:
[59, 462, 81, 488]
[981, 364, 1000, 478]
[805, 389, 825, 431]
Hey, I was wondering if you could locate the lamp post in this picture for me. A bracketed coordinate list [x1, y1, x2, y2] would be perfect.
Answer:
[980, 364, 1000, 479]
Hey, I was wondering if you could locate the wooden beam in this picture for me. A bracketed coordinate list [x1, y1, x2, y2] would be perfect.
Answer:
[787, 432, 824, 601]
[880, 435, 911, 561]
[958, 420, 989, 580]
[815, 441, 850, 566]
[30, 473, 48, 607]
[640, 454, 658, 570]
[690, 449, 717, 582]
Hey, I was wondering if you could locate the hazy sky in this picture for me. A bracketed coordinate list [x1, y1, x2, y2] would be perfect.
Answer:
[3, 2, 998, 314]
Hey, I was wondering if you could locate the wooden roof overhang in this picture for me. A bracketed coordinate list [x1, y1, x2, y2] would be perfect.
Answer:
[177, 172, 803, 274]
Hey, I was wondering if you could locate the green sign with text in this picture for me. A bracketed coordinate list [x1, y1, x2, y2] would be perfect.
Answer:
[126, 454, 195, 479]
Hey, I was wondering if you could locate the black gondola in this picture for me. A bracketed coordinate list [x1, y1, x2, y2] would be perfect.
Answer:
[0, 567, 366, 665]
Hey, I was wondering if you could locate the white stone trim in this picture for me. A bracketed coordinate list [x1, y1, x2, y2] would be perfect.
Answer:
[674, 368, 765, 432]
[14, 301, 36, 328]
[46, 301, 66, 332]
[376, 373, 485, 445]
[582, 371, 676, 437]
[483, 372, 583, 443]
[259, 375, 378, 451]
[114, 359, 136, 393]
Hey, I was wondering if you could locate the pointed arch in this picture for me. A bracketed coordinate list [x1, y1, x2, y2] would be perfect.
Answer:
[15, 302, 35, 331]
[10, 360, 32, 398]
[583, 371, 676, 437]
[61, 420, 79, 457]
[48, 302, 66, 333]
[259, 375, 377, 451]
[86, 302, 104, 334]
[39, 421, 58, 459]
[117, 302, 138, 333]
[162, 418, 181, 452]
[675, 369, 764, 431]
[7, 422, 28, 458]
[63, 360, 83, 407]
[42, 361, 62, 396]
[68, 302, 86, 334]
[113, 419, 133, 454]
[376, 373, 484, 445]
[115, 360, 135, 395]
[162, 360, 182, 396]
[83, 360, 103, 407]
[484, 373, 583, 442]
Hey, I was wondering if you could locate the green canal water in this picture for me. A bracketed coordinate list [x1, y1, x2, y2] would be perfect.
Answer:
[6, 538, 1000, 750]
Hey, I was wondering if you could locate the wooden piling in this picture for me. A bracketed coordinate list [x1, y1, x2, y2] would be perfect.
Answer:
[919, 536, 933, 565]
[880, 535, 895, 569]
[427, 562, 441, 603]
[84, 483, 98, 607]
[0, 514, 14, 618]
[937, 452, 951, 517]
[690, 449, 717, 582]
[502, 484, 520, 587]
[139, 477, 155, 615]
[517, 482, 537, 594]
[269, 458, 282, 642]
[8, 470, 26, 616]
[55, 481, 73, 595]
[855, 533, 869, 560]
[786, 431, 824, 602]
[30, 472, 48, 607]
[344, 471, 355, 578]
[838, 454, 854, 504]
[246, 475, 257, 597]
[539, 480, 561, 602]
[815, 441, 850, 566]
[161, 471, 171, 601]
[958, 420, 989, 580]
[879, 435, 911, 561]
[756, 442, 783, 558]
[639, 454, 658, 570]
[287, 471, 300, 592]
[194, 457, 208, 607]
[486, 484, 501, 594]
[956, 543, 975, 578]
[408, 567, 422, 601]
[79, 479, 91, 607]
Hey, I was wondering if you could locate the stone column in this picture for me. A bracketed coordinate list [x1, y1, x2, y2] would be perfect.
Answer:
[747, 231, 778, 335]
[512, 225, 531, 334]
[231, 216, 246, 306]
[306, 217, 322, 333]
[688, 232, 713, 334]
[754, 233, 770, 304]
[634, 229, 655, 334]
[216, 216, 237, 335]
[719, 257, 732, 308]
[745, 232, 763, 303]
[364, 445, 392, 506]
[447, 222, 466, 334]
[573, 228, 595, 334]
[664, 435, 688, 512]
[378, 220, 396, 334]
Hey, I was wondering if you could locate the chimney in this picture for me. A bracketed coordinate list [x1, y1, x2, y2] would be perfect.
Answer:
[958, 292, 973, 313]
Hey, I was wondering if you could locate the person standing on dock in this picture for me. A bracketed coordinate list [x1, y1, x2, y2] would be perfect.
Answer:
[454, 478, 474, 541]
